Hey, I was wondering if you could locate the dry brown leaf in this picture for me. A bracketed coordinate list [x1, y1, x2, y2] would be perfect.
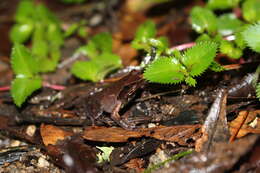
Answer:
[124, 158, 145, 173]
[83, 126, 145, 142]
[147, 125, 201, 146]
[83, 125, 201, 145]
[40, 124, 73, 146]
[229, 110, 260, 140]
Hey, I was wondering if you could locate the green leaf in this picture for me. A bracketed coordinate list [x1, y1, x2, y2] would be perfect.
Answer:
[72, 53, 122, 82]
[217, 14, 243, 36]
[84, 32, 113, 58]
[11, 43, 38, 77]
[10, 23, 34, 43]
[47, 23, 64, 47]
[181, 41, 218, 76]
[32, 28, 49, 59]
[64, 23, 79, 37]
[71, 61, 101, 82]
[77, 26, 88, 38]
[219, 39, 242, 59]
[144, 57, 186, 84]
[11, 76, 42, 107]
[132, 20, 156, 49]
[256, 82, 260, 101]
[207, 0, 240, 10]
[242, 23, 260, 53]
[96, 146, 114, 163]
[234, 25, 248, 49]
[15, 0, 35, 23]
[94, 53, 122, 69]
[190, 6, 217, 34]
[209, 61, 226, 72]
[242, 0, 260, 23]
[196, 33, 212, 42]
[92, 32, 112, 52]
[185, 76, 196, 86]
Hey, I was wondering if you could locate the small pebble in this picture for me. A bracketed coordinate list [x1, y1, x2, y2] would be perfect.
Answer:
[37, 157, 50, 168]
[26, 125, 36, 137]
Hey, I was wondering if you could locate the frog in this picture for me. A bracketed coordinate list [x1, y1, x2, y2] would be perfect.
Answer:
[82, 70, 145, 130]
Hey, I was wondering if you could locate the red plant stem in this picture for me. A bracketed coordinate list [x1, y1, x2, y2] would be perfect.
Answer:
[171, 42, 195, 51]
[0, 86, 10, 91]
[0, 83, 65, 92]
[171, 35, 235, 51]
[42, 82, 66, 90]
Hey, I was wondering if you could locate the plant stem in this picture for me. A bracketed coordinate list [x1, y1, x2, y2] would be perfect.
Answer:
[42, 82, 66, 90]
[144, 150, 193, 173]
[0, 83, 66, 92]
[171, 35, 235, 51]
[0, 86, 10, 91]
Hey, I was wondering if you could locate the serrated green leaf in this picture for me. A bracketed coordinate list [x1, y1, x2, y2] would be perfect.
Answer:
[71, 61, 101, 82]
[11, 44, 38, 77]
[190, 6, 217, 34]
[11, 76, 42, 107]
[10, 23, 34, 43]
[181, 41, 218, 76]
[144, 57, 186, 84]
[185, 76, 196, 86]
[217, 14, 243, 36]
[207, 0, 240, 10]
[242, 0, 260, 23]
[242, 23, 260, 53]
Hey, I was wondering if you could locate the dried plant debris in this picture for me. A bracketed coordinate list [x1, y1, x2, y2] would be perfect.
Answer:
[46, 136, 100, 173]
[110, 139, 160, 166]
[229, 110, 260, 141]
[83, 125, 201, 146]
[195, 89, 229, 152]
[155, 135, 259, 173]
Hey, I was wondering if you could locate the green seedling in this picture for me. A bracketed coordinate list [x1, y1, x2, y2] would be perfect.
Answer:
[10, 0, 64, 72]
[71, 32, 122, 82]
[11, 44, 42, 107]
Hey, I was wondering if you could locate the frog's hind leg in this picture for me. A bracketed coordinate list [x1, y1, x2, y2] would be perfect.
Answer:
[111, 102, 136, 130]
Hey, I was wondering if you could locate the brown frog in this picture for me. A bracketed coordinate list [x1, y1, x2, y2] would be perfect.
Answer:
[83, 70, 145, 129]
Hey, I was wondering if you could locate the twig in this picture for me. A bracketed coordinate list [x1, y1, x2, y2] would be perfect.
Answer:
[229, 111, 249, 142]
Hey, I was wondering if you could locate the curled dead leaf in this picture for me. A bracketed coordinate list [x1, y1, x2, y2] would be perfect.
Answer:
[229, 110, 260, 141]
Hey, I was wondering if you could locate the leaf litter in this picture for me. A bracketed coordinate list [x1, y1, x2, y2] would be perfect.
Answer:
[0, 0, 259, 173]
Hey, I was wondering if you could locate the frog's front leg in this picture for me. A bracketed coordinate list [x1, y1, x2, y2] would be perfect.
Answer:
[111, 101, 136, 130]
